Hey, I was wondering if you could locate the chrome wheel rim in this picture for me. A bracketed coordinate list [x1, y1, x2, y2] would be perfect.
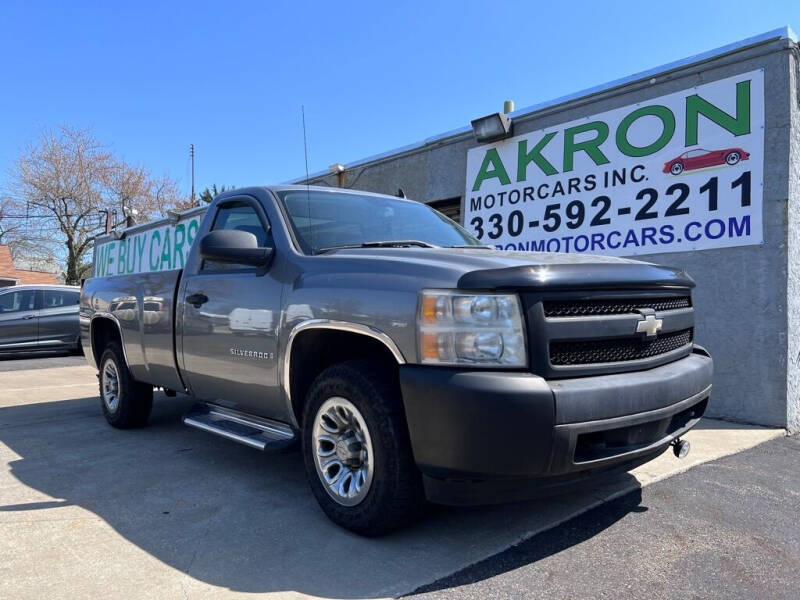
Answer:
[671, 163, 683, 174]
[312, 397, 374, 506]
[726, 152, 740, 164]
[101, 359, 120, 413]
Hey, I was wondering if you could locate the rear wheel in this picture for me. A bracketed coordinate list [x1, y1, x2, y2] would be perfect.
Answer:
[302, 360, 425, 536]
[99, 342, 153, 428]
[725, 151, 741, 165]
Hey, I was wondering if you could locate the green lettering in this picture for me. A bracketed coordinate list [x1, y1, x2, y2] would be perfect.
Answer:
[517, 133, 558, 180]
[134, 235, 146, 272]
[187, 219, 199, 247]
[124, 240, 135, 274]
[616, 105, 676, 157]
[472, 148, 511, 191]
[117, 240, 127, 275]
[149, 231, 161, 271]
[106, 242, 115, 274]
[685, 80, 751, 146]
[95, 245, 108, 277]
[173, 224, 186, 268]
[563, 121, 610, 172]
[160, 228, 173, 270]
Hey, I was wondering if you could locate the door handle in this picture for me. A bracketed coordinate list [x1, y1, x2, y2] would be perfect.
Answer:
[185, 293, 209, 308]
[21, 314, 36, 320]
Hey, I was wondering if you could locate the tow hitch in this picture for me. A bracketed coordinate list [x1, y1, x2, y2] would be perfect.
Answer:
[671, 437, 691, 458]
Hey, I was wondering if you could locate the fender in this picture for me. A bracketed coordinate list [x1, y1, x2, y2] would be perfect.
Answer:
[282, 319, 406, 426]
[89, 312, 129, 368]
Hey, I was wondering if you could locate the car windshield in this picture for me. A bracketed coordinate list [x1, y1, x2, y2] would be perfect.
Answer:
[276, 190, 482, 255]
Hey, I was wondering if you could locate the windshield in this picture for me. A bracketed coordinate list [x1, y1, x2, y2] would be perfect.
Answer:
[276, 190, 482, 254]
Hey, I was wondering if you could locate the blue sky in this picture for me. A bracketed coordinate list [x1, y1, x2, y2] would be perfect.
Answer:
[0, 1, 797, 198]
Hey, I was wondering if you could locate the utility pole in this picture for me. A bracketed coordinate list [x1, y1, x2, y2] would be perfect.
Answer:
[190, 143, 196, 205]
[99, 209, 111, 234]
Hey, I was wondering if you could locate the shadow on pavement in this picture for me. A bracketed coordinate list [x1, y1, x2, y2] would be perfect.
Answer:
[407, 489, 646, 596]
[0, 394, 643, 598]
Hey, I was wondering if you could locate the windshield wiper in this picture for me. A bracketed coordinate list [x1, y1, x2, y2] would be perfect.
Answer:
[316, 240, 437, 254]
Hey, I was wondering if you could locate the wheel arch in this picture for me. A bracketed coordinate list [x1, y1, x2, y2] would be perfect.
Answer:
[89, 314, 127, 368]
[283, 320, 406, 427]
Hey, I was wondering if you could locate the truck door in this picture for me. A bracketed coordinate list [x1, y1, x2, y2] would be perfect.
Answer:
[180, 197, 284, 419]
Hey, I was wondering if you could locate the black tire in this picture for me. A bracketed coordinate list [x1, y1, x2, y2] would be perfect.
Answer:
[98, 342, 153, 429]
[670, 162, 684, 175]
[301, 360, 425, 536]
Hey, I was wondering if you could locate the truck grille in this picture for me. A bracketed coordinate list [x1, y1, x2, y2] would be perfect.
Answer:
[549, 328, 693, 366]
[543, 296, 691, 317]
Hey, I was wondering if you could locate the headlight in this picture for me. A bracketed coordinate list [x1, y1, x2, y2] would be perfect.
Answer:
[418, 290, 527, 366]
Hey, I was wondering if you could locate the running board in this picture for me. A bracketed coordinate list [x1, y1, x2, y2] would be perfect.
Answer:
[183, 403, 296, 451]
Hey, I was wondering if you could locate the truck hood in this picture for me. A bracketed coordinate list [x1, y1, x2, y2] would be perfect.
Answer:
[322, 247, 695, 291]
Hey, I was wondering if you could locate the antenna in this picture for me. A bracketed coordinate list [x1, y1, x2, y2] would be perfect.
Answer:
[301, 105, 315, 252]
[190, 144, 196, 205]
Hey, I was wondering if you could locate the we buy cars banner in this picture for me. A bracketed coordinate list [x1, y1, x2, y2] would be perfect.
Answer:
[93, 213, 204, 277]
[464, 70, 764, 256]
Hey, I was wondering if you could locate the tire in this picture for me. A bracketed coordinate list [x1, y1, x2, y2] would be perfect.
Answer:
[301, 360, 425, 536]
[670, 162, 684, 175]
[99, 342, 153, 429]
[725, 151, 741, 165]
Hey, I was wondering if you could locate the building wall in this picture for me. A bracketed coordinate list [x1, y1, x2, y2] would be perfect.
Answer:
[0, 245, 59, 286]
[304, 35, 799, 430]
[786, 45, 800, 433]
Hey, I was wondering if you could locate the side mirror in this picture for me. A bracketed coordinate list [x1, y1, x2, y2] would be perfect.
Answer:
[199, 229, 273, 267]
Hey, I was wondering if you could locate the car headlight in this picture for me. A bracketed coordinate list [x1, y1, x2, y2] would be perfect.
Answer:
[418, 290, 527, 366]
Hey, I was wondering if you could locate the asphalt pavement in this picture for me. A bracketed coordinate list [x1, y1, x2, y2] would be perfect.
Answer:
[410, 434, 800, 600]
[0, 356, 789, 599]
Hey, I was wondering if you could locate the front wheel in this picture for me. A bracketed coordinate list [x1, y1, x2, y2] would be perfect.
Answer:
[99, 342, 153, 428]
[302, 360, 425, 536]
[670, 162, 684, 175]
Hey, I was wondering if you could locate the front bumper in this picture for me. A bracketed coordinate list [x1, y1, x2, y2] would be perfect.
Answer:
[399, 347, 712, 505]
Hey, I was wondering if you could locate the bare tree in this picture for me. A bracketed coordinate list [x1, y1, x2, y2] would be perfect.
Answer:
[7, 126, 185, 284]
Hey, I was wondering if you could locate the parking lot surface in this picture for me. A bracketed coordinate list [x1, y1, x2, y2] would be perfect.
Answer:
[0, 359, 784, 599]
[412, 434, 800, 600]
[0, 352, 85, 372]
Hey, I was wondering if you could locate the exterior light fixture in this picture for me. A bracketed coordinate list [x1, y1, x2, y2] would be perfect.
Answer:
[329, 163, 345, 174]
[471, 112, 513, 143]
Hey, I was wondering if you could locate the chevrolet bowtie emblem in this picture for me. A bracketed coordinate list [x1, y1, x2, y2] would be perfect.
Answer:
[635, 312, 663, 338]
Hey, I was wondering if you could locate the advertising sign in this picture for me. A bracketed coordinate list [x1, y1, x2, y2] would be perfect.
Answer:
[464, 70, 764, 256]
[93, 212, 204, 277]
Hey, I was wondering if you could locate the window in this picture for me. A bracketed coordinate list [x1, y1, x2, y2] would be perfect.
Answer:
[202, 201, 271, 271]
[43, 290, 79, 308]
[278, 191, 480, 254]
[0, 290, 36, 314]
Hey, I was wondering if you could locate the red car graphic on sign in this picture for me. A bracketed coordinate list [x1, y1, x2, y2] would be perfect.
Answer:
[663, 147, 750, 175]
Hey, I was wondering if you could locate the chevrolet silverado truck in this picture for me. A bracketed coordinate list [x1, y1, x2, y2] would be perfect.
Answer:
[81, 185, 712, 535]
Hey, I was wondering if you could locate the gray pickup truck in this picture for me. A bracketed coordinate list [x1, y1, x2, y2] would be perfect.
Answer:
[81, 185, 712, 535]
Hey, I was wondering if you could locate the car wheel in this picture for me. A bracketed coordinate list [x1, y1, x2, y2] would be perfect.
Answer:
[302, 360, 425, 536]
[670, 162, 684, 175]
[725, 151, 741, 165]
[99, 342, 153, 428]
